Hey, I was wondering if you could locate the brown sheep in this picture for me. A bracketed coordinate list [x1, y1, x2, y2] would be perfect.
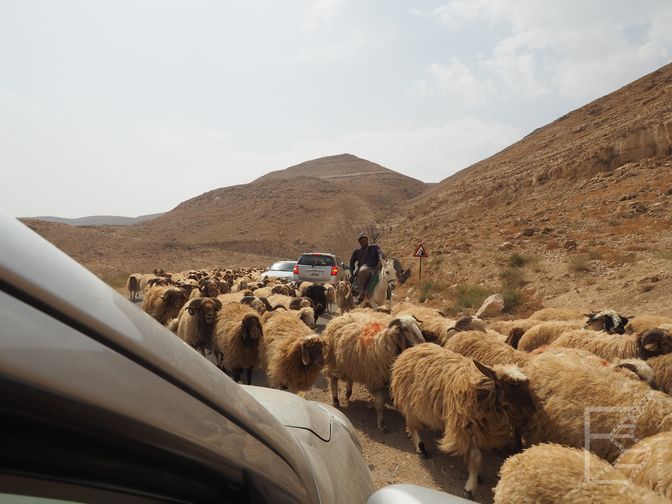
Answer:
[550, 328, 672, 361]
[175, 297, 223, 356]
[142, 285, 188, 325]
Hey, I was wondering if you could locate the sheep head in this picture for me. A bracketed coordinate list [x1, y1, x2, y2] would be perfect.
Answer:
[187, 297, 222, 324]
[271, 284, 290, 296]
[160, 288, 188, 309]
[298, 307, 316, 329]
[584, 310, 629, 334]
[637, 328, 672, 359]
[386, 315, 425, 354]
[299, 336, 325, 367]
[241, 314, 263, 347]
[472, 360, 536, 421]
[199, 280, 222, 298]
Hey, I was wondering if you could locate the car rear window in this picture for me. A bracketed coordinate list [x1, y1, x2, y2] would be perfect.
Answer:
[297, 255, 336, 267]
[270, 261, 295, 272]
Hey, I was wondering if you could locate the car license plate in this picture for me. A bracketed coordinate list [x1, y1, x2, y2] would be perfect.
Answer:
[309, 270, 320, 277]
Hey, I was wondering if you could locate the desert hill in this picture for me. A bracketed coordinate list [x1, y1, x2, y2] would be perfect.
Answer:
[384, 62, 672, 316]
[29, 213, 164, 227]
[25, 154, 428, 278]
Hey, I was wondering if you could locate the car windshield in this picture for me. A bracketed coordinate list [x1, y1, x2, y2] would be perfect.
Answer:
[298, 255, 336, 267]
[270, 261, 295, 272]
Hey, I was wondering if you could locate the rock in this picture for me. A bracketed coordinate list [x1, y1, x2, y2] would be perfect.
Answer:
[499, 241, 514, 251]
[562, 239, 577, 250]
[522, 227, 537, 236]
[475, 294, 505, 319]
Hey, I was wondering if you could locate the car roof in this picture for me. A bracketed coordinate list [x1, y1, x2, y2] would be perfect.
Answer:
[0, 210, 316, 495]
[300, 252, 336, 257]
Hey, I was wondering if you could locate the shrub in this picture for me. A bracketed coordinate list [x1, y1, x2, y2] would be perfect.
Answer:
[502, 288, 521, 313]
[568, 255, 591, 272]
[587, 248, 604, 260]
[451, 284, 492, 312]
[419, 281, 438, 303]
[508, 253, 528, 267]
[500, 267, 526, 289]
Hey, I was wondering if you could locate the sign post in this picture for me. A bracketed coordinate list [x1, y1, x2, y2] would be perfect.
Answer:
[413, 243, 429, 283]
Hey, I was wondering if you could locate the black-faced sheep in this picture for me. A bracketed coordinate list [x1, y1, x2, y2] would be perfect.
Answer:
[391, 343, 535, 499]
[322, 312, 425, 431]
[142, 285, 188, 325]
[584, 309, 630, 334]
[263, 311, 326, 393]
[494, 443, 665, 503]
[212, 303, 265, 385]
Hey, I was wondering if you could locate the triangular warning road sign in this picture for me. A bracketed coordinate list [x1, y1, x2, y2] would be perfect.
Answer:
[413, 243, 429, 258]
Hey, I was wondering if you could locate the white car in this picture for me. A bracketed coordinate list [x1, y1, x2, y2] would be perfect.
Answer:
[292, 253, 348, 285]
[260, 260, 296, 281]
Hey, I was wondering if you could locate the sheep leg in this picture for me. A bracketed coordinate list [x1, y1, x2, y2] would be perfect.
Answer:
[232, 367, 242, 383]
[463, 444, 482, 499]
[345, 380, 353, 400]
[246, 367, 253, 385]
[328, 376, 340, 407]
[373, 389, 387, 432]
[406, 422, 428, 458]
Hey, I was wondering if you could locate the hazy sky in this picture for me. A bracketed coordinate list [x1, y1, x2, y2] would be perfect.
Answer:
[1, 1, 671, 218]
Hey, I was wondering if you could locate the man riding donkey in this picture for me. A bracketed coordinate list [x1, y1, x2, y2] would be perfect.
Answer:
[349, 232, 411, 305]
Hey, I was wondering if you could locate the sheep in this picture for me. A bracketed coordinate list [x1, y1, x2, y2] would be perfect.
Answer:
[334, 280, 353, 315]
[444, 330, 530, 367]
[263, 311, 326, 393]
[251, 283, 292, 298]
[626, 315, 672, 334]
[322, 312, 425, 431]
[645, 354, 672, 394]
[487, 318, 541, 339]
[212, 303, 265, 385]
[391, 343, 535, 499]
[516, 320, 586, 352]
[615, 431, 672, 500]
[550, 328, 672, 361]
[520, 349, 672, 463]
[142, 285, 188, 325]
[324, 283, 335, 312]
[174, 297, 223, 356]
[126, 273, 142, 300]
[584, 309, 630, 334]
[302, 284, 327, 319]
[494, 443, 665, 503]
[413, 315, 487, 346]
[390, 301, 447, 320]
[262, 305, 314, 329]
[528, 307, 586, 321]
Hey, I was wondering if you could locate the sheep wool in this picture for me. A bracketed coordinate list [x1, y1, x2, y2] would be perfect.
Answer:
[517, 321, 586, 352]
[444, 330, 530, 367]
[521, 350, 672, 462]
[322, 311, 425, 431]
[615, 431, 672, 500]
[391, 343, 534, 499]
[494, 443, 666, 503]
[528, 307, 586, 321]
[550, 328, 672, 361]
[212, 303, 265, 385]
[142, 285, 188, 325]
[647, 354, 672, 395]
[263, 311, 325, 393]
[626, 315, 672, 334]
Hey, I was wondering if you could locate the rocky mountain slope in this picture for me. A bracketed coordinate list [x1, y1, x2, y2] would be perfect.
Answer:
[384, 63, 672, 316]
[29, 213, 164, 227]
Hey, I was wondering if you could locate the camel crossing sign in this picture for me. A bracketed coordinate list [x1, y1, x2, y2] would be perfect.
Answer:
[413, 243, 429, 282]
[413, 243, 429, 258]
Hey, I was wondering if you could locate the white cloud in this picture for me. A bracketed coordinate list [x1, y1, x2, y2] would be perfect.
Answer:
[429, 0, 672, 100]
[291, 31, 371, 64]
[302, 0, 347, 31]
[428, 58, 493, 106]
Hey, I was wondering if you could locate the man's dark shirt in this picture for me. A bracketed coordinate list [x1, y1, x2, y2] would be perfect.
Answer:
[349, 244, 383, 272]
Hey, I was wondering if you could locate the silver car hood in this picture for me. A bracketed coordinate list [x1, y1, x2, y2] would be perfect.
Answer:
[0, 211, 320, 499]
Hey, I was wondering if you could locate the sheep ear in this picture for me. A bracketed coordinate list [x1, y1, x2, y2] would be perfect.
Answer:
[387, 318, 402, 329]
[301, 343, 310, 366]
[187, 307, 195, 316]
[473, 359, 497, 382]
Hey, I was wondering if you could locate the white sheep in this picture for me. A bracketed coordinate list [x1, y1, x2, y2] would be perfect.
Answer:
[391, 343, 535, 499]
[126, 273, 142, 300]
[212, 303, 265, 385]
[521, 349, 672, 463]
[516, 320, 586, 352]
[262, 311, 325, 393]
[528, 307, 586, 321]
[550, 327, 672, 361]
[322, 312, 425, 431]
[142, 285, 188, 325]
[626, 315, 672, 334]
[494, 443, 665, 503]
[334, 280, 353, 315]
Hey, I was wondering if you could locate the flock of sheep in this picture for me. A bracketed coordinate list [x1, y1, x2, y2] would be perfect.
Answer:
[127, 267, 672, 502]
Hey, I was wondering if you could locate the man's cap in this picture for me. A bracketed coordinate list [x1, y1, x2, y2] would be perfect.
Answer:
[357, 232, 368, 240]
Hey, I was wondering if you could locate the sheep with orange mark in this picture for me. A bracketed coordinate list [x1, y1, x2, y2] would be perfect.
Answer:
[322, 311, 425, 431]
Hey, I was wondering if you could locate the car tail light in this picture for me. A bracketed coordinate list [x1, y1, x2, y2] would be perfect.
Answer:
[293, 265, 299, 275]
[331, 266, 338, 276]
